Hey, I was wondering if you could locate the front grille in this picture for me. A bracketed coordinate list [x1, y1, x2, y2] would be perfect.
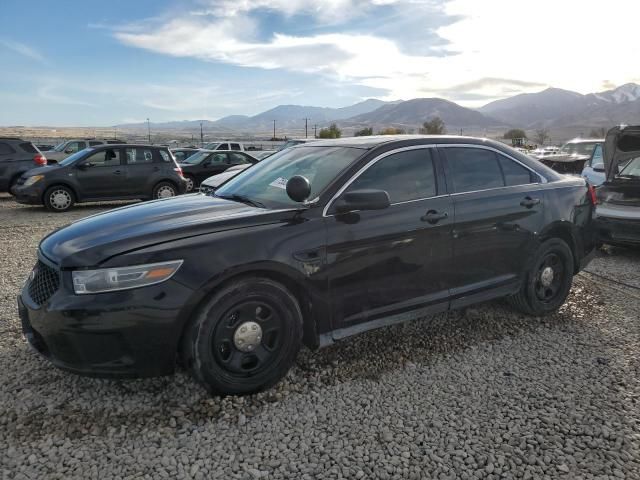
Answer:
[199, 185, 216, 196]
[28, 261, 60, 306]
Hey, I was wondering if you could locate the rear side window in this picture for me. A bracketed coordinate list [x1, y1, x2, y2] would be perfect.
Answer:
[229, 152, 251, 165]
[0, 142, 16, 155]
[19, 142, 37, 153]
[159, 150, 171, 162]
[125, 148, 154, 164]
[346, 149, 436, 203]
[446, 147, 504, 193]
[498, 154, 535, 186]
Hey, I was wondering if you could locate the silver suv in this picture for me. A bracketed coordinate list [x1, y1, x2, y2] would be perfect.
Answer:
[44, 139, 124, 162]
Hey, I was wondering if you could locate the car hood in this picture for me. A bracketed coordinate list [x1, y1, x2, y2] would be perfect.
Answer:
[40, 194, 291, 268]
[201, 165, 250, 188]
[603, 125, 640, 181]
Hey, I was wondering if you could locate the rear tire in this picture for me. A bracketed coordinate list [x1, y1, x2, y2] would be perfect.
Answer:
[184, 174, 196, 192]
[44, 185, 75, 212]
[507, 238, 574, 316]
[181, 277, 303, 395]
[152, 181, 177, 199]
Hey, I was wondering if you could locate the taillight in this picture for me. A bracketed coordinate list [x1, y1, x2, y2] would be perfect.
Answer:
[174, 166, 183, 177]
[34, 153, 47, 166]
[587, 184, 598, 206]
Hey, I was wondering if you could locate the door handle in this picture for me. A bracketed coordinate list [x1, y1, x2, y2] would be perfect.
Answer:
[421, 210, 448, 224]
[520, 196, 540, 208]
[113, 170, 122, 175]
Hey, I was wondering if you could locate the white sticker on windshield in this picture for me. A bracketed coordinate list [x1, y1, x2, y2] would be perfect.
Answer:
[269, 177, 288, 189]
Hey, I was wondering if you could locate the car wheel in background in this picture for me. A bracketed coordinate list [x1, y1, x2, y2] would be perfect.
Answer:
[44, 185, 75, 212]
[153, 182, 177, 199]
[184, 175, 196, 192]
[508, 238, 574, 316]
[181, 277, 303, 395]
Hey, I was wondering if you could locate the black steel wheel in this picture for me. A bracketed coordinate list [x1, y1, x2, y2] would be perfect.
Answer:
[182, 277, 303, 395]
[508, 238, 574, 316]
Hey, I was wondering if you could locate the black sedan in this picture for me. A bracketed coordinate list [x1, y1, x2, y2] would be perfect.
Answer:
[180, 150, 258, 192]
[18, 135, 596, 395]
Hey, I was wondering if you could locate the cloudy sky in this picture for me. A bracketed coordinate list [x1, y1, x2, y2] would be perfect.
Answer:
[1, 0, 639, 126]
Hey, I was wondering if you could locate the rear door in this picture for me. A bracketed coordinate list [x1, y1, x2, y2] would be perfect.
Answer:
[324, 146, 453, 334]
[440, 145, 546, 307]
[124, 147, 157, 196]
[75, 148, 126, 198]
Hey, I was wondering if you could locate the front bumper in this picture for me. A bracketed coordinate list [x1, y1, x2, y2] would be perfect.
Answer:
[18, 259, 195, 378]
[11, 183, 45, 205]
[596, 204, 640, 246]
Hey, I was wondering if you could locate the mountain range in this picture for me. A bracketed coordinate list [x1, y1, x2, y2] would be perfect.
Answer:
[117, 83, 640, 135]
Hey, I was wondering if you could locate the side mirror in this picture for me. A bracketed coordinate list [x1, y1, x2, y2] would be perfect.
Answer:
[286, 175, 311, 203]
[65, 148, 74, 154]
[593, 162, 605, 172]
[334, 189, 390, 214]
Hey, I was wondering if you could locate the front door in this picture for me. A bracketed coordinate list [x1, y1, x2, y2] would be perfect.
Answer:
[75, 148, 126, 199]
[324, 147, 453, 336]
[440, 146, 546, 308]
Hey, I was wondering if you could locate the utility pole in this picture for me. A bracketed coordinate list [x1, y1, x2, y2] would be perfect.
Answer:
[304, 118, 309, 138]
[273, 120, 276, 140]
[313, 124, 318, 138]
[146, 118, 151, 144]
[200, 122, 204, 147]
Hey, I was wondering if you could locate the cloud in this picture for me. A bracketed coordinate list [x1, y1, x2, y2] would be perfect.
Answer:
[0, 39, 46, 63]
[37, 85, 96, 107]
[113, 0, 640, 107]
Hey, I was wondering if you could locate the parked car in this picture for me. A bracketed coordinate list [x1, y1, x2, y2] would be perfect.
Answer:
[0, 137, 47, 193]
[17, 135, 597, 395]
[180, 150, 257, 192]
[170, 148, 200, 163]
[44, 139, 125, 162]
[203, 141, 247, 151]
[539, 138, 603, 174]
[11, 144, 187, 212]
[530, 146, 560, 159]
[595, 125, 640, 247]
[199, 164, 252, 195]
[35, 144, 55, 152]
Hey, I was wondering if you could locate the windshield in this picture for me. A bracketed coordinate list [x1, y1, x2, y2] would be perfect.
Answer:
[215, 146, 363, 208]
[181, 151, 211, 164]
[559, 141, 599, 156]
[619, 157, 640, 177]
[58, 148, 93, 166]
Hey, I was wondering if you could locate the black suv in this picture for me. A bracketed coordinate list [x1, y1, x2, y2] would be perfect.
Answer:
[0, 137, 47, 193]
[11, 144, 187, 211]
[18, 136, 596, 395]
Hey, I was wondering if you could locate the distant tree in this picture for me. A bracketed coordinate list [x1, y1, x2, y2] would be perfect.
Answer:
[420, 117, 446, 134]
[503, 128, 527, 140]
[318, 123, 342, 139]
[534, 128, 550, 145]
[589, 127, 606, 138]
[378, 127, 406, 135]
[355, 127, 373, 136]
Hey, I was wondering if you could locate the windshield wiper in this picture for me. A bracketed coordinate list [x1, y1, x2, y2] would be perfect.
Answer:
[216, 193, 265, 208]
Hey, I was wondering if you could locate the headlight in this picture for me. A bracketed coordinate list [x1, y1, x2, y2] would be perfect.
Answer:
[72, 260, 183, 294]
[24, 175, 44, 186]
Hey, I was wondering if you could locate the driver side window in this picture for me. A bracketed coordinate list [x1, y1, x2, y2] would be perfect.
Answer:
[345, 149, 437, 203]
[591, 144, 603, 167]
[84, 149, 122, 167]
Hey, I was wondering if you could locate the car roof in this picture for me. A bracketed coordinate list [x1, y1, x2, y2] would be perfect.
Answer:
[294, 134, 506, 149]
[90, 143, 168, 148]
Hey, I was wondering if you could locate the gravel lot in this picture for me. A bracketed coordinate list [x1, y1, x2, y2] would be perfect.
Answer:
[1, 194, 639, 480]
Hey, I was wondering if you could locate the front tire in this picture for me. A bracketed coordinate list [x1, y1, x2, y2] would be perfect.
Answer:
[182, 277, 303, 395]
[44, 185, 75, 212]
[508, 238, 574, 316]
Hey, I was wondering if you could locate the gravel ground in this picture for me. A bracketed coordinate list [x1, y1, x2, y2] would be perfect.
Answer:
[1, 194, 639, 480]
